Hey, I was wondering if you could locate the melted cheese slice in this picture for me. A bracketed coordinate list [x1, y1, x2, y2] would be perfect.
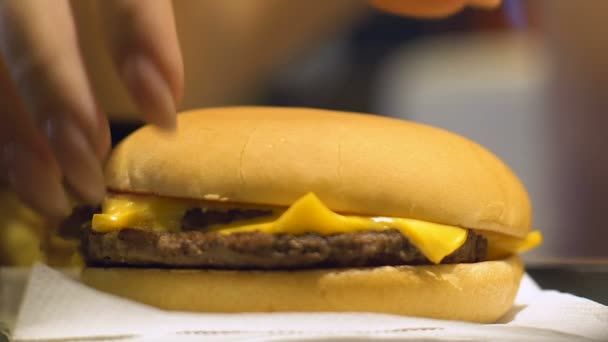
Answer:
[92, 193, 542, 264]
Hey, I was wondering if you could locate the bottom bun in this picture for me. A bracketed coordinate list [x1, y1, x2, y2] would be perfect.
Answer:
[80, 256, 523, 323]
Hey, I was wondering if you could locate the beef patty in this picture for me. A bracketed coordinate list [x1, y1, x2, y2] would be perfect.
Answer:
[82, 226, 487, 269]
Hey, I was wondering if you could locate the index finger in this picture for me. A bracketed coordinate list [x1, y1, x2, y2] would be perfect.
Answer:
[97, 0, 183, 130]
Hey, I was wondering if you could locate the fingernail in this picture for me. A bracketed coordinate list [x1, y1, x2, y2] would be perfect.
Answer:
[7, 142, 71, 218]
[122, 55, 177, 130]
[45, 119, 106, 205]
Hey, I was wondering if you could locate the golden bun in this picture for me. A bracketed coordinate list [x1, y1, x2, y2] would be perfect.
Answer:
[105, 107, 531, 238]
[81, 256, 523, 323]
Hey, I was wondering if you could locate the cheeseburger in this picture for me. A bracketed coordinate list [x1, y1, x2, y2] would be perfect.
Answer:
[79, 107, 541, 323]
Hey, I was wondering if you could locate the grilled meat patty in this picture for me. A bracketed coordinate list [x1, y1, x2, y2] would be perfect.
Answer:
[75, 206, 487, 269]
[82, 226, 487, 269]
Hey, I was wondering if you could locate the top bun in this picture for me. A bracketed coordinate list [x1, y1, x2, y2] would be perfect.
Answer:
[105, 107, 531, 238]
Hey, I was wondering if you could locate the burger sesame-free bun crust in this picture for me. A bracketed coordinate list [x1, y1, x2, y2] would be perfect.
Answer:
[81, 256, 523, 323]
[105, 107, 531, 238]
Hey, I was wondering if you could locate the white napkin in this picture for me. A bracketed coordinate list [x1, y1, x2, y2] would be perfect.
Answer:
[12, 264, 608, 342]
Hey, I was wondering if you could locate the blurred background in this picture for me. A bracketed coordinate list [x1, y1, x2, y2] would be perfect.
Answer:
[2, 0, 608, 301]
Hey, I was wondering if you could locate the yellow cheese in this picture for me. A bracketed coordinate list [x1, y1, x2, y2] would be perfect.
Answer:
[213, 193, 468, 264]
[92, 196, 205, 233]
[484, 230, 543, 260]
[92, 193, 542, 264]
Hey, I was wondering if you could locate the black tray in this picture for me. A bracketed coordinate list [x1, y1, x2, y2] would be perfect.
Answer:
[527, 260, 608, 305]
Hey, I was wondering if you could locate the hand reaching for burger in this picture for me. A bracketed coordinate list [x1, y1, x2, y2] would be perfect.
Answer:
[0, 0, 183, 218]
[0, 0, 499, 220]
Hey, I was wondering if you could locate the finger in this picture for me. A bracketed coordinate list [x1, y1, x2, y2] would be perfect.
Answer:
[95, 102, 112, 162]
[97, 0, 183, 130]
[470, 0, 501, 9]
[0, 58, 70, 218]
[0, 0, 106, 205]
[370, 0, 501, 18]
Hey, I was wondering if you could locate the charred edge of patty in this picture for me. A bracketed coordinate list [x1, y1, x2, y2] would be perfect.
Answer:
[82, 227, 487, 270]
[181, 208, 274, 231]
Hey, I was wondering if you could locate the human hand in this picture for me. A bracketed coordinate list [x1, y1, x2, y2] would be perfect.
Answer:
[0, 0, 183, 218]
